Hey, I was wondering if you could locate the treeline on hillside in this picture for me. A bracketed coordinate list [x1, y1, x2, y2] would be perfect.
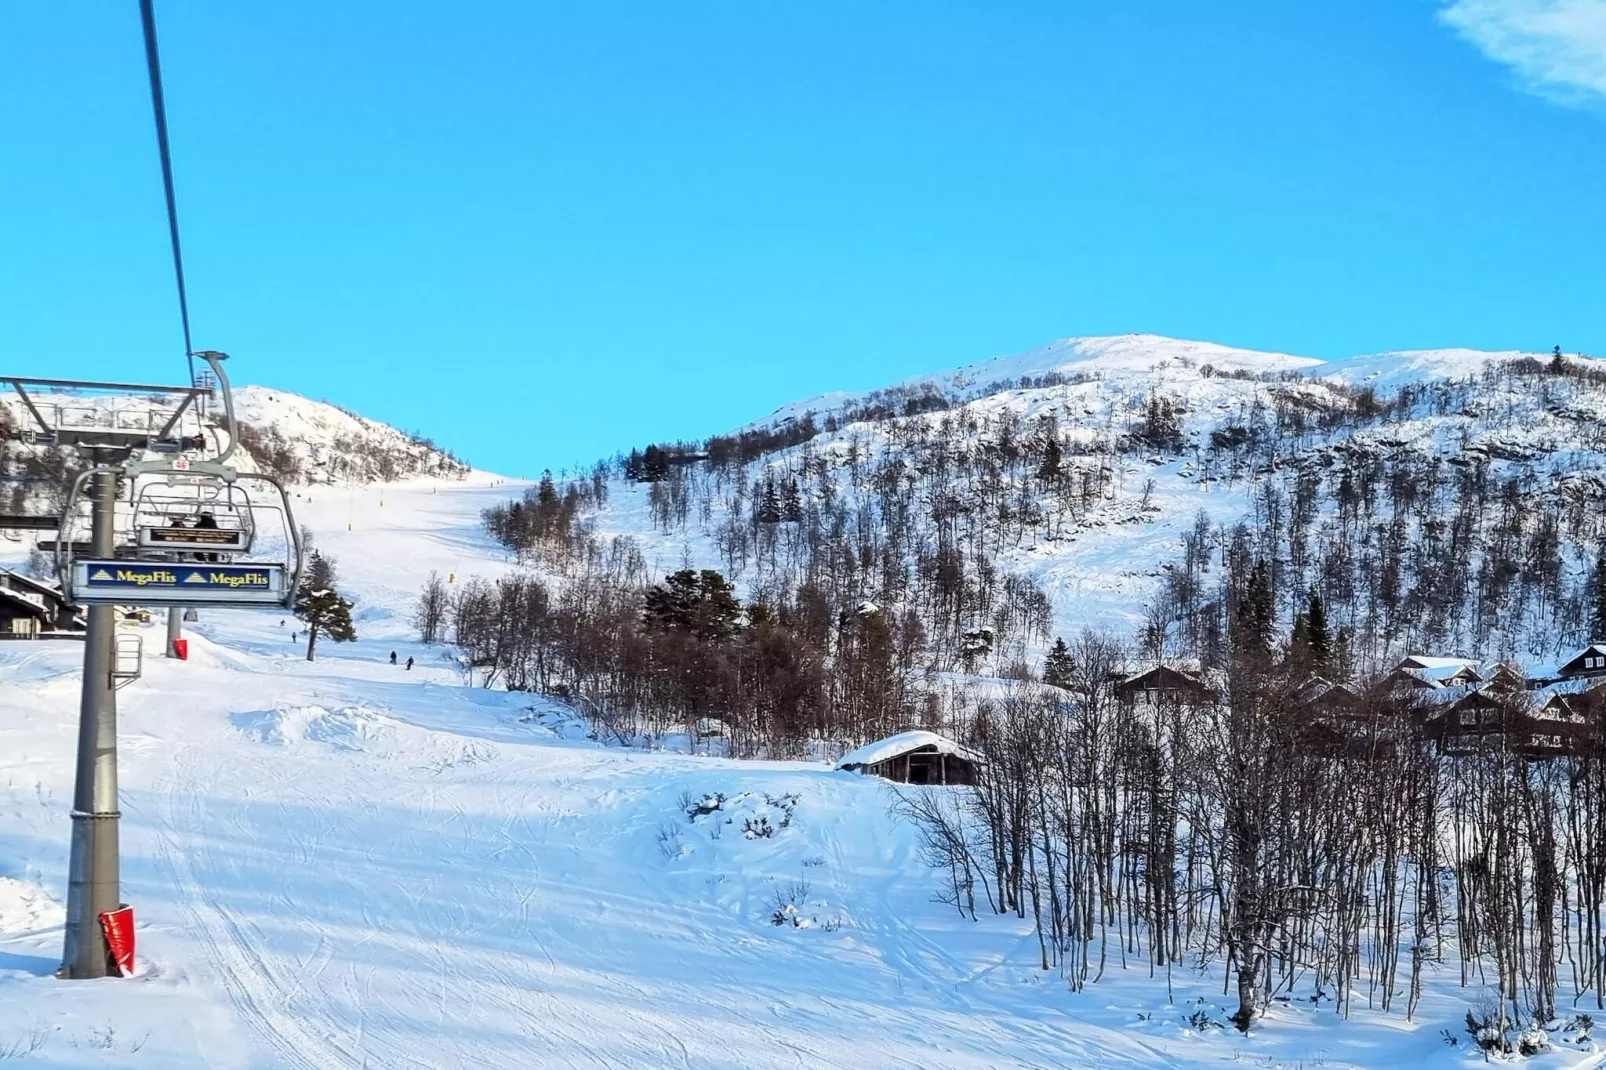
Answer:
[1151, 391, 1606, 669]
[603, 354, 1606, 672]
[914, 593, 1606, 1050]
[484, 463, 1054, 676]
[422, 554, 931, 756]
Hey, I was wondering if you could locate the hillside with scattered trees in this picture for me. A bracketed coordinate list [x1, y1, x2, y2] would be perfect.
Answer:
[431, 334, 1606, 1043]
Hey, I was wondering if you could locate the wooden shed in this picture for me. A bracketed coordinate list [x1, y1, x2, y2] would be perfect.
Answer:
[0, 585, 51, 639]
[836, 731, 981, 786]
[0, 569, 82, 638]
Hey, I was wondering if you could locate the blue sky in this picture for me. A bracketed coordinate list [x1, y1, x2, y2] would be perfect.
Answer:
[2, 1, 1603, 475]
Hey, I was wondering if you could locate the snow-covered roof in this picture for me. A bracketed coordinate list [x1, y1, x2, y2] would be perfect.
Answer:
[1560, 644, 1606, 666]
[0, 586, 49, 618]
[0, 569, 62, 603]
[1399, 655, 1479, 671]
[836, 730, 980, 771]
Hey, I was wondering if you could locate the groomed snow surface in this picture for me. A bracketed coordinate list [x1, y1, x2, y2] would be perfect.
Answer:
[5, 329, 1605, 1069]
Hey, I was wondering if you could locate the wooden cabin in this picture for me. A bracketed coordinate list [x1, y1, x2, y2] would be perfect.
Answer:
[0, 585, 50, 639]
[1557, 644, 1606, 681]
[836, 731, 981, 786]
[1113, 665, 1217, 707]
[1387, 655, 1482, 692]
[1422, 686, 1589, 758]
[0, 570, 81, 639]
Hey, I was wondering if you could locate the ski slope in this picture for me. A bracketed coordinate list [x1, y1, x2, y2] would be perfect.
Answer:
[0, 473, 1590, 1068]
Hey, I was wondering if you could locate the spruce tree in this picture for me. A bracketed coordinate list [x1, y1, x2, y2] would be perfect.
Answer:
[294, 551, 357, 662]
[757, 478, 783, 524]
[1333, 626, 1355, 682]
[1043, 637, 1074, 689]
[1037, 435, 1063, 483]
[1232, 558, 1275, 660]
[1592, 557, 1606, 641]
[782, 478, 804, 522]
[1305, 589, 1331, 671]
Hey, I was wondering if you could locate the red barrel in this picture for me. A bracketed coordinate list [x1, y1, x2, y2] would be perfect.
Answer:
[99, 906, 136, 977]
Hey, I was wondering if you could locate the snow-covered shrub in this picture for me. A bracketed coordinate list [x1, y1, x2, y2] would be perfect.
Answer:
[762, 793, 799, 828]
[1515, 1024, 1550, 1057]
[769, 879, 813, 928]
[743, 814, 775, 839]
[686, 792, 726, 819]
[1465, 1008, 1511, 1056]
[656, 823, 687, 861]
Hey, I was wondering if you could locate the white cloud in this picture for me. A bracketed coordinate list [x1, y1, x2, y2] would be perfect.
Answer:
[1439, 0, 1606, 105]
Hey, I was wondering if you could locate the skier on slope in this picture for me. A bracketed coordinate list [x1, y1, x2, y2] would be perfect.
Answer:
[390, 650, 397, 665]
[405, 656, 414, 671]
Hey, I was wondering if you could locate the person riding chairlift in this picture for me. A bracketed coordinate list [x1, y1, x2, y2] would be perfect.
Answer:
[194, 511, 219, 561]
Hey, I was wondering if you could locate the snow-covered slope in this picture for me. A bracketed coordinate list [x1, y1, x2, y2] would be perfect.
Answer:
[229, 385, 470, 485]
[5, 334, 1605, 1068]
[762, 333, 1325, 426]
[0, 476, 1571, 1070]
[0, 384, 470, 510]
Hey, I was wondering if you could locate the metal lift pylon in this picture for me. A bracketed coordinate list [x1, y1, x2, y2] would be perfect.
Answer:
[3, 353, 302, 979]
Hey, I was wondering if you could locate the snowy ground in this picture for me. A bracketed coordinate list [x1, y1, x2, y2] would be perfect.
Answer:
[1, 475, 1600, 1068]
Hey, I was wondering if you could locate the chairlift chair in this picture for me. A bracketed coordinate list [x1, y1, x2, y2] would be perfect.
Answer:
[50, 352, 304, 610]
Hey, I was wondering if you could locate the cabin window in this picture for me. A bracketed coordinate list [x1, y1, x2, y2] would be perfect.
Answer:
[1459, 709, 1477, 727]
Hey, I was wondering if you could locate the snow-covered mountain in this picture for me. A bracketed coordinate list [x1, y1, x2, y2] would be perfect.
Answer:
[0, 385, 469, 512]
[572, 333, 1598, 674]
[228, 386, 471, 485]
[6, 333, 1606, 1069]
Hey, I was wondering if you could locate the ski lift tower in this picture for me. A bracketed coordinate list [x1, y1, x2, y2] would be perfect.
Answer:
[1, 352, 303, 979]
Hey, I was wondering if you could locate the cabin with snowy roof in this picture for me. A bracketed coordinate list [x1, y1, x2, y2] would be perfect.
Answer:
[836, 731, 981, 786]
[0, 569, 81, 639]
[1113, 665, 1217, 708]
[1558, 645, 1606, 681]
[1387, 655, 1483, 691]
[1421, 685, 1589, 758]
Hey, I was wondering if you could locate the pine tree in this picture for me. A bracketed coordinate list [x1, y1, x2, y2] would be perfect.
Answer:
[781, 478, 804, 522]
[537, 470, 558, 505]
[1592, 557, 1606, 641]
[1305, 589, 1331, 671]
[1037, 435, 1063, 483]
[643, 568, 743, 642]
[294, 551, 357, 661]
[639, 444, 671, 482]
[1288, 609, 1309, 666]
[1232, 558, 1275, 660]
[1043, 637, 1074, 689]
[757, 478, 783, 524]
[1332, 626, 1355, 682]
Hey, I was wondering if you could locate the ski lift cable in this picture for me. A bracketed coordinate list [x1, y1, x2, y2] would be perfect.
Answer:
[138, 0, 197, 386]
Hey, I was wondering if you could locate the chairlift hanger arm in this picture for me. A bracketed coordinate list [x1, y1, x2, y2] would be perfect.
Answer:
[192, 352, 237, 465]
[0, 375, 202, 395]
[8, 382, 52, 436]
[153, 391, 198, 442]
